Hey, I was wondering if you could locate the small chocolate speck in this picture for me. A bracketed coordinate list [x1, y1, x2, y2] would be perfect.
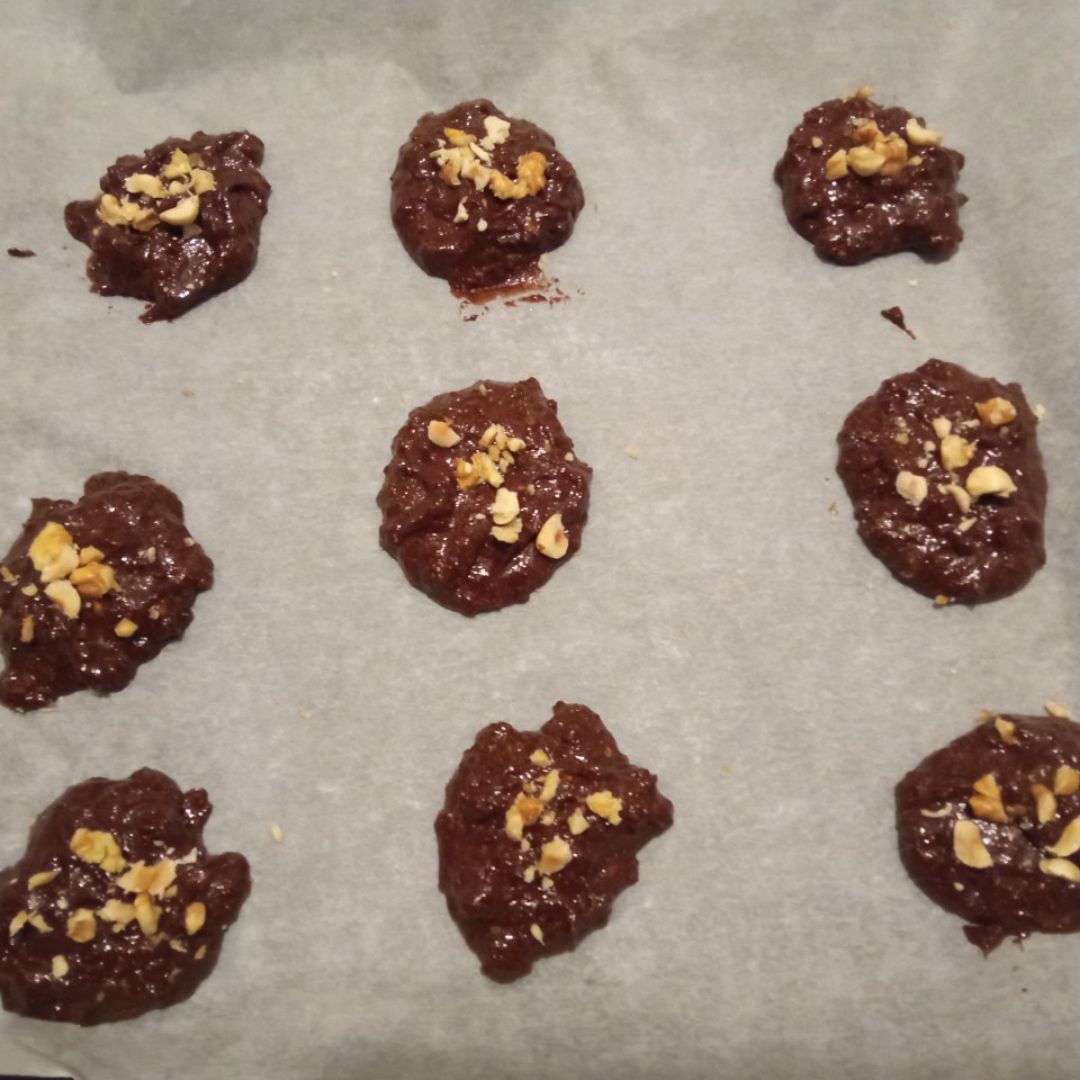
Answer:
[7, 248, 35, 258]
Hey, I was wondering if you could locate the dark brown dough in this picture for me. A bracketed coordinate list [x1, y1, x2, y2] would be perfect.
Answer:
[390, 99, 584, 293]
[377, 378, 591, 615]
[0, 472, 213, 711]
[774, 93, 966, 264]
[896, 714, 1080, 953]
[0, 768, 250, 1024]
[65, 131, 270, 322]
[436, 702, 673, 981]
[836, 359, 1046, 603]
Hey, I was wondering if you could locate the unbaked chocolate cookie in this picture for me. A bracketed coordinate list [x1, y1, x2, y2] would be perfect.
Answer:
[0, 768, 250, 1024]
[377, 378, 591, 615]
[435, 702, 673, 981]
[836, 359, 1046, 604]
[774, 89, 966, 263]
[390, 99, 584, 294]
[65, 131, 270, 322]
[897, 712, 1080, 954]
[0, 472, 213, 711]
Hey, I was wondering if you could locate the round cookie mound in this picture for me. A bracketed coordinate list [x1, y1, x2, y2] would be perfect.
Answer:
[897, 714, 1080, 953]
[377, 378, 591, 616]
[774, 91, 965, 264]
[837, 359, 1046, 604]
[390, 99, 584, 293]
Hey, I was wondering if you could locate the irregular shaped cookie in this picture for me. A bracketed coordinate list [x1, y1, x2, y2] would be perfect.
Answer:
[436, 702, 673, 981]
[0, 472, 213, 711]
[774, 89, 966, 264]
[65, 131, 270, 322]
[897, 713, 1080, 953]
[836, 359, 1046, 603]
[390, 99, 584, 294]
[377, 378, 591, 615]
[0, 768, 250, 1024]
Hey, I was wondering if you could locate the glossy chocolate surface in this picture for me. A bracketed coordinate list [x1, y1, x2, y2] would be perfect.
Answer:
[436, 702, 673, 981]
[377, 378, 591, 615]
[837, 360, 1046, 603]
[390, 99, 584, 293]
[0, 472, 213, 711]
[897, 715, 1080, 953]
[0, 768, 250, 1024]
[65, 131, 270, 322]
[774, 96, 965, 264]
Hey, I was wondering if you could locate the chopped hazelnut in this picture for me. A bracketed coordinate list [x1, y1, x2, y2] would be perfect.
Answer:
[824, 148, 849, 180]
[45, 579, 81, 619]
[905, 117, 943, 146]
[125, 173, 167, 198]
[78, 546, 105, 565]
[1039, 857, 1080, 883]
[117, 859, 176, 898]
[427, 420, 461, 448]
[586, 790, 623, 825]
[490, 518, 524, 544]
[529, 749, 551, 767]
[966, 465, 1017, 500]
[162, 149, 193, 179]
[490, 487, 520, 526]
[190, 169, 216, 194]
[969, 773, 1006, 824]
[994, 717, 1018, 745]
[481, 115, 511, 150]
[952, 819, 993, 869]
[568, 809, 590, 836]
[133, 892, 161, 937]
[939, 434, 976, 471]
[50, 955, 69, 979]
[810, 136, 823, 149]
[938, 483, 972, 513]
[530, 923, 545, 944]
[159, 194, 200, 226]
[66, 909, 97, 944]
[27, 913, 51, 933]
[69, 561, 117, 598]
[1032, 784, 1057, 825]
[895, 471, 928, 507]
[975, 397, 1017, 427]
[537, 837, 572, 875]
[1044, 700, 1071, 719]
[19, 615, 33, 643]
[538, 770, 561, 804]
[536, 513, 569, 559]
[8, 911, 28, 936]
[29, 522, 79, 583]
[1046, 816, 1080, 858]
[185, 902, 207, 935]
[195, 944, 207, 960]
[114, 618, 139, 638]
[70, 828, 126, 874]
[1054, 765, 1080, 797]
[846, 145, 886, 176]
[27, 870, 58, 889]
[96, 899, 137, 929]
[931, 417, 952, 439]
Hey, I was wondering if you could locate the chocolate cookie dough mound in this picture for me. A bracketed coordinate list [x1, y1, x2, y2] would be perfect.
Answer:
[0, 472, 214, 711]
[390, 100, 584, 293]
[0, 768, 250, 1024]
[774, 90, 966, 264]
[435, 702, 673, 981]
[837, 360, 1046, 604]
[65, 131, 270, 322]
[377, 378, 591, 615]
[897, 714, 1080, 953]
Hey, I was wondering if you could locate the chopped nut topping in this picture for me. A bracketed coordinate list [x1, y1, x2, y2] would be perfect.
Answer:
[931, 417, 952, 439]
[50, 955, 69, 979]
[568, 809, 590, 835]
[934, 594, 951, 606]
[824, 149, 849, 180]
[937, 482, 972, 514]
[529, 749, 551, 767]
[895, 470, 928, 507]
[586, 790, 623, 825]
[846, 145, 886, 176]
[27, 912, 51, 932]
[453, 199, 469, 224]
[29, 522, 79, 583]
[490, 487, 520, 526]
[953, 819, 993, 869]
[0, 565, 16, 583]
[70, 828, 126, 874]
[20, 584, 38, 597]
[185, 902, 207, 935]
[1044, 700, 1071, 720]
[905, 117, 943, 146]
[969, 773, 1007, 824]
[994, 717, 1018, 745]
[476, 218, 489, 232]
[28, 870, 58, 889]
[1032, 783, 1057, 825]
[133, 892, 161, 937]
[427, 420, 461, 448]
[65, 908, 97, 943]
[69, 561, 117, 598]
[97, 899, 137, 929]
[195, 944, 207, 960]
[966, 465, 1017, 500]
[19, 615, 33, 643]
[163, 149, 193, 179]
[538, 770, 561, 804]
[810, 135, 823, 149]
[523, 866, 536, 883]
[1040, 857, 1080, 883]
[45, 579, 81, 619]
[530, 922, 545, 944]
[920, 804, 953, 819]
[481, 115, 511, 150]
[490, 519, 523, 544]
[78, 546, 105, 565]
[125, 173, 167, 198]
[1046, 816, 1080, 858]
[270, 823, 284, 843]
[117, 859, 176, 898]
[957, 517, 977, 533]
[114, 618, 139, 638]
[159, 195, 200, 226]
[975, 397, 1017, 427]
[940, 434, 976, 471]
[1054, 765, 1080, 796]
[537, 837, 572, 875]
[169, 938, 188, 953]
[8, 911, 28, 936]
[190, 169, 216, 195]
[536, 513, 569, 559]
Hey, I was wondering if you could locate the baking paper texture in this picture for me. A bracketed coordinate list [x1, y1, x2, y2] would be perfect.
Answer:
[1, 1, 1078, 1077]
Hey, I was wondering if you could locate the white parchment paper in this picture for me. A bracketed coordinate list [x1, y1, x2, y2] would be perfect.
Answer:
[1, 2, 1079, 1077]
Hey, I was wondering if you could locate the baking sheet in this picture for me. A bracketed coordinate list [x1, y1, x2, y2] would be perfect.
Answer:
[2, 1, 1079, 1077]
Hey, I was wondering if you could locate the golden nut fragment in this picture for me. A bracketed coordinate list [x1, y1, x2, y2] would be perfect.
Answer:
[69, 561, 117, 598]
[824, 148, 849, 180]
[66, 908, 97, 944]
[939, 434, 976, 471]
[20, 615, 34, 643]
[133, 892, 161, 937]
[96, 899, 137, 929]
[490, 486, 520, 526]
[44, 580, 81, 620]
[537, 836, 572, 875]
[938, 483, 972, 514]
[27, 913, 51, 933]
[1032, 783, 1058, 825]
[529, 749, 551, 767]
[28, 870, 58, 890]
[8, 911, 29, 936]
[969, 773, 1007, 824]
[29, 522, 79, 583]
[443, 127, 472, 147]
[481, 115, 511, 149]
[160, 194, 201, 226]
[1046, 816, 1080, 858]
[568, 809, 590, 836]
[966, 465, 1017, 501]
[114, 618, 139, 638]
[931, 417, 952, 439]
[490, 518, 523, 544]
[118, 859, 177, 898]
[952, 819, 994, 869]
[190, 168, 217, 194]
[846, 145, 886, 177]
[78, 546, 105, 566]
[1039, 857, 1080, 883]
[69, 828, 126, 874]
[538, 770, 561, 804]
[427, 420, 461, 448]
[536, 513, 569, 559]
[50, 955, 69, 980]
[1053, 765, 1080, 797]
[975, 397, 1017, 427]
[586, 790, 624, 825]
[162, 149, 193, 179]
[124, 173, 167, 199]
[530, 923, 545, 944]
[994, 717, 1018, 745]
[1045, 700, 1072, 719]
[905, 117, 943, 146]
[895, 470, 928, 507]
[852, 119, 884, 144]
[184, 902, 207, 936]
[98, 193, 131, 226]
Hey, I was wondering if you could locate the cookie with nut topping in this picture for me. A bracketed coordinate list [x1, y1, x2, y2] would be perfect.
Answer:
[0, 472, 213, 711]
[774, 89, 966, 263]
[390, 100, 584, 294]
[897, 711, 1080, 954]
[435, 702, 673, 981]
[65, 131, 270, 322]
[0, 767, 250, 1024]
[836, 359, 1046, 604]
[377, 378, 591, 615]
